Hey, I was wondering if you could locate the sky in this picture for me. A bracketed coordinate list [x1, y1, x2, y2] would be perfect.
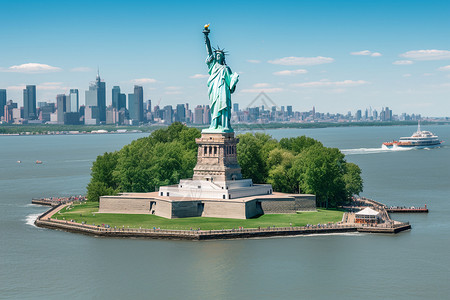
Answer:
[1, 0, 450, 117]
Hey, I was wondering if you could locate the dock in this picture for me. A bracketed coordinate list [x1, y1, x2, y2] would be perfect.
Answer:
[32, 196, 86, 207]
[386, 206, 428, 213]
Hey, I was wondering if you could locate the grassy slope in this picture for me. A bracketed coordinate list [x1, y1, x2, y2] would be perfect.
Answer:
[53, 202, 343, 230]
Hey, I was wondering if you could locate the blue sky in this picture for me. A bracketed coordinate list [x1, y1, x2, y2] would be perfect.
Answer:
[1, 0, 450, 116]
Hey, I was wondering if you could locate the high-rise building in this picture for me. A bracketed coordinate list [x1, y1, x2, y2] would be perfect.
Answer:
[119, 93, 126, 111]
[356, 109, 362, 121]
[85, 71, 106, 123]
[0, 89, 6, 119]
[287, 105, 293, 117]
[56, 94, 67, 124]
[134, 85, 144, 122]
[112, 86, 120, 110]
[69, 89, 79, 113]
[128, 93, 136, 120]
[176, 104, 186, 122]
[385, 107, 392, 121]
[3, 100, 16, 123]
[23, 85, 36, 120]
[233, 103, 239, 113]
[194, 105, 204, 124]
[163, 105, 173, 124]
[203, 105, 210, 125]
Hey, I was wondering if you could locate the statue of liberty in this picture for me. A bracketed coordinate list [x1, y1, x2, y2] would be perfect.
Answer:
[203, 24, 239, 133]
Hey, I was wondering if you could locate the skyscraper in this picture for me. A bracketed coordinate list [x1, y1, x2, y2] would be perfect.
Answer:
[134, 85, 144, 122]
[0, 89, 6, 119]
[118, 93, 126, 111]
[69, 89, 79, 113]
[233, 103, 239, 113]
[163, 105, 173, 124]
[128, 93, 135, 117]
[56, 94, 67, 124]
[176, 104, 186, 122]
[85, 71, 106, 123]
[112, 86, 120, 110]
[23, 85, 36, 120]
[194, 105, 204, 124]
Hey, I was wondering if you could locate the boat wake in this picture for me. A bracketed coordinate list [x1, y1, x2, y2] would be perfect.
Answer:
[341, 146, 412, 155]
[24, 213, 42, 227]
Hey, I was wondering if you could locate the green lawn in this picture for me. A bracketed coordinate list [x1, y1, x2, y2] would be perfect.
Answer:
[53, 201, 343, 230]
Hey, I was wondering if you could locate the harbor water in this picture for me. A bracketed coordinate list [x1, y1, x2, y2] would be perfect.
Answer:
[1, 125, 449, 299]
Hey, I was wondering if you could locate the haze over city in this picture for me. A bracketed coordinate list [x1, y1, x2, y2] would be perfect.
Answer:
[1, 0, 450, 116]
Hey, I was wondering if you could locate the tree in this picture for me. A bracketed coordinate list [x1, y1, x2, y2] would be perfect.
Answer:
[343, 162, 363, 198]
[266, 148, 296, 193]
[236, 133, 277, 183]
[86, 123, 200, 201]
[289, 145, 346, 208]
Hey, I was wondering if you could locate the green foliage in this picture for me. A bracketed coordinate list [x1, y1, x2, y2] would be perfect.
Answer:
[236, 133, 278, 183]
[343, 163, 364, 198]
[251, 136, 363, 208]
[87, 123, 200, 201]
[87, 123, 363, 207]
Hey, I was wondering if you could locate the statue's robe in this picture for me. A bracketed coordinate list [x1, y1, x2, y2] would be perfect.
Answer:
[206, 54, 239, 131]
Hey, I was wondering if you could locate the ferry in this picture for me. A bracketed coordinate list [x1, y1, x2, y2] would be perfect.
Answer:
[383, 122, 442, 149]
[36, 160, 43, 164]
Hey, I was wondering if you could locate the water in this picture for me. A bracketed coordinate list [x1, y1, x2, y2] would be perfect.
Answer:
[1, 126, 450, 299]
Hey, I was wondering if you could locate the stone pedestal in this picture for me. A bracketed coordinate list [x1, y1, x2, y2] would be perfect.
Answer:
[193, 132, 242, 182]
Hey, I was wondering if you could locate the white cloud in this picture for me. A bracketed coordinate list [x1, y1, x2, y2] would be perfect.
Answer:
[402, 74, 412, 77]
[438, 65, 450, 71]
[165, 86, 181, 90]
[293, 79, 369, 88]
[190, 74, 209, 79]
[268, 56, 334, 66]
[241, 87, 283, 93]
[273, 69, 308, 76]
[350, 50, 382, 57]
[400, 49, 450, 61]
[71, 67, 92, 72]
[2, 63, 62, 73]
[252, 83, 270, 88]
[8, 82, 66, 92]
[131, 78, 158, 84]
[164, 87, 182, 94]
[247, 59, 261, 64]
[393, 60, 414, 65]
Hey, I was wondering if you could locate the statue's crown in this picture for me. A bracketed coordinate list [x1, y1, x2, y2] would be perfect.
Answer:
[213, 46, 228, 55]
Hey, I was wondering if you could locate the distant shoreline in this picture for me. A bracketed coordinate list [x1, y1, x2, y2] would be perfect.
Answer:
[1, 121, 449, 136]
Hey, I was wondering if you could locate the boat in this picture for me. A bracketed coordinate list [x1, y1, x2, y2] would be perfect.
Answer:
[36, 160, 43, 164]
[383, 122, 442, 149]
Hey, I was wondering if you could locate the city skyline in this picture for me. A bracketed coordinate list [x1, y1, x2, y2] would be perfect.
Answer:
[1, 0, 450, 116]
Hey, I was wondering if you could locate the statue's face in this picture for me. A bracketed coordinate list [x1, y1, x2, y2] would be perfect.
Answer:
[216, 52, 224, 64]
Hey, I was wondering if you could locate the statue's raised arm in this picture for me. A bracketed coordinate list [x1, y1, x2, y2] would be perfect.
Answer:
[201, 24, 239, 133]
[203, 24, 213, 57]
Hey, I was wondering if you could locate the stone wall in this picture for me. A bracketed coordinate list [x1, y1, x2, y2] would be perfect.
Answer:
[202, 200, 247, 219]
[294, 195, 316, 211]
[99, 196, 173, 219]
[259, 199, 297, 214]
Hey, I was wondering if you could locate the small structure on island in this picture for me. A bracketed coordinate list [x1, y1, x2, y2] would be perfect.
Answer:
[99, 25, 315, 219]
[355, 207, 381, 224]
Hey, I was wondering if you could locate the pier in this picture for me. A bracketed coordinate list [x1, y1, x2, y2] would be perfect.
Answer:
[32, 196, 86, 206]
[386, 205, 428, 213]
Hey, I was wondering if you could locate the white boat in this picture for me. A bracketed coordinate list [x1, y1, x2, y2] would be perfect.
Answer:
[383, 122, 442, 149]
